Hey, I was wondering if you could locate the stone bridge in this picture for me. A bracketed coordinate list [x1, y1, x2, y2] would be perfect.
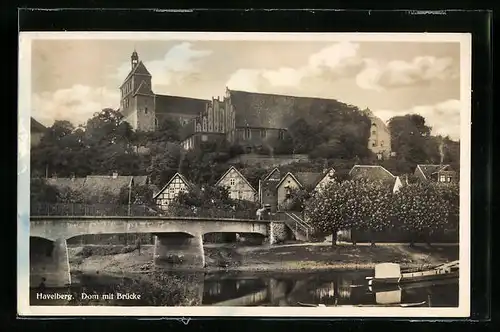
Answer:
[29, 216, 287, 288]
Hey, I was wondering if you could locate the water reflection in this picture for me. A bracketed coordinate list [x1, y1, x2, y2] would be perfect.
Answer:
[30, 270, 459, 307]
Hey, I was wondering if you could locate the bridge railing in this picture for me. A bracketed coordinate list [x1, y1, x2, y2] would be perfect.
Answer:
[30, 203, 159, 217]
[30, 203, 260, 220]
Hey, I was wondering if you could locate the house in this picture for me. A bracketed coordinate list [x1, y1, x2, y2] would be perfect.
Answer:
[313, 168, 336, 193]
[414, 164, 458, 183]
[153, 173, 194, 210]
[349, 165, 396, 183]
[275, 171, 324, 210]
[215, 166, 257, 202]
[258, 168, 282, 212]
[31, 117, 47, 147]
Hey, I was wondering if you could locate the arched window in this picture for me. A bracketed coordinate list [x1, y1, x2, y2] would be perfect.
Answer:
[208, 108, 213, 131]
[196, 123, 202, 132]
[203, 117, 207, 132]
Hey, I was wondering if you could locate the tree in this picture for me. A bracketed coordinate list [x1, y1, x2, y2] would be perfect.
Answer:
[348, 180, 393, 246]
[391, 182, 453, 246]
[147, 142, 183, 186]
[30, 178, 59, 204]
[304, 181, 355, 246]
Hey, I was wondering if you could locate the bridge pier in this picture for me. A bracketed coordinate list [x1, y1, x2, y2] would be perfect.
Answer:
[30, 237, 71, 288]
[153, 233, 205, 268]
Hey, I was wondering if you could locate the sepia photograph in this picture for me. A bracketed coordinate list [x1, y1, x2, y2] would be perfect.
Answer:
[18, 32, 471, 317]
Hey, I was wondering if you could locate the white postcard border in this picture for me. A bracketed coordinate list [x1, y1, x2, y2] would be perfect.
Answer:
[18, 31, 472, 318]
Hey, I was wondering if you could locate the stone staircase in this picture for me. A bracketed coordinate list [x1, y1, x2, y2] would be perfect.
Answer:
[275, 211, 314, 242]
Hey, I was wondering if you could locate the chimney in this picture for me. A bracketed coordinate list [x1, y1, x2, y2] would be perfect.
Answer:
[112, 172, 118, 179]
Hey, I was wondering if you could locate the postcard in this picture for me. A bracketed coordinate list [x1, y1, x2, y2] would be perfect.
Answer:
[18, 32, 471, 317]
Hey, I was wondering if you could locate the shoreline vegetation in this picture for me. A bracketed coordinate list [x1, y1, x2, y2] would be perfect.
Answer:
[68, 242, 459, 276]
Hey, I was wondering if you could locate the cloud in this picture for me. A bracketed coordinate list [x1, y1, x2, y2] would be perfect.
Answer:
[32, 84, 120, 127]
[356, 56, 458, 91]
[227, 42, 458, 93]
[114, 42, 213, 88]
[373, 99, 462, 140]
[226, 42, 364, 91]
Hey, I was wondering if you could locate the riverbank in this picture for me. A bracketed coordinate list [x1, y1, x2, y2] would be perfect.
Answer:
[68, 242, 459, 275]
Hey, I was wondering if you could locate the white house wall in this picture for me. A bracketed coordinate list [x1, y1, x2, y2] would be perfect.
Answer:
[218, 168, 256, 202]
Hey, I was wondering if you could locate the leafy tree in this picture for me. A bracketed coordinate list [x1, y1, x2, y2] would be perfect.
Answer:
[391, 182, 453, 246]
[147, 142, 183, 186]
[304, 181, 354, 246]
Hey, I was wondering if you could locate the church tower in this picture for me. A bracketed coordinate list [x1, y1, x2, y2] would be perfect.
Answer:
[119, 50, 156, 132]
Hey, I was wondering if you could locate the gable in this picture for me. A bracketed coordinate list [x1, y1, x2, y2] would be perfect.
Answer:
[216, 167, 256, 193]
[263, 168, 281, 181]
[277, 173, 302, 190]
[154, 173, 191, 198]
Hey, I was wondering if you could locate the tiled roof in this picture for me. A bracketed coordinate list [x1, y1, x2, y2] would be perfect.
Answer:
[416, 164, 453, 180]
[228, 89, 359, 129]
[349, 165, 395, 182]
[155, 94, 208, 116]
[45, 178, 87, 192]
[31, 117, 46, 133]
[294, 172, 324, 188]
[84, 176, 133, 196]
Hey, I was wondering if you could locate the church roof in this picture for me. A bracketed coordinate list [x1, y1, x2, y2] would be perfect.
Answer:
[133, 80, 154, 96]
[120, 61, 152, 88]
[227, 89, 361, 129]
[155, 94, 209, 116]
[31, 117, 46, 133]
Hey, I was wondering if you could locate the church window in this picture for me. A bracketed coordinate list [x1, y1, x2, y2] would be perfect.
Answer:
[203, 118, 207, 131]
[261, 129, 267, 138]
[196, 124, 201, 132]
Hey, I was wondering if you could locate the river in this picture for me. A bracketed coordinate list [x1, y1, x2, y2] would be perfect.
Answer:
[30, 269, 459, 307]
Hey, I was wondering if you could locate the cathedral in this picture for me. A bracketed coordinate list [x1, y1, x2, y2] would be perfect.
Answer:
[118, 51, 391, 158]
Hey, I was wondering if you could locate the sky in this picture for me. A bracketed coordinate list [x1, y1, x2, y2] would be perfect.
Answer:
[30, 37, 464, 140]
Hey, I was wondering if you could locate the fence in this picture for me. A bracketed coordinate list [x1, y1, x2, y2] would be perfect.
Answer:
[30, 203, 259, 220]
[30, 203, 158, 217]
